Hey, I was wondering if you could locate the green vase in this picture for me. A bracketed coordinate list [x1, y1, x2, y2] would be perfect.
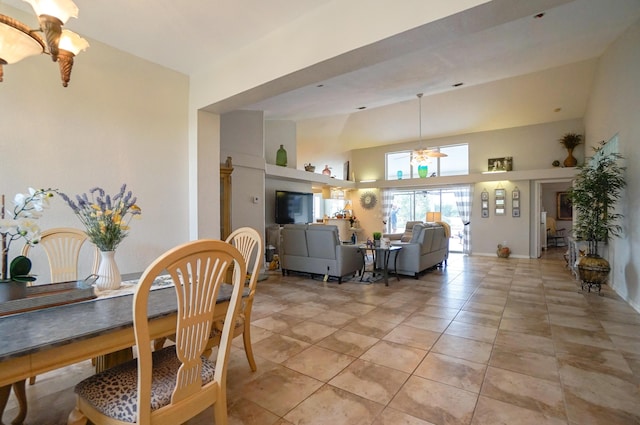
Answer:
[276, 144, 287, 167]
[418, 164, 428, 178]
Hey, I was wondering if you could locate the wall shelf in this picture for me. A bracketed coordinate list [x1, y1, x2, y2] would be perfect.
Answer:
[356, 167, 578, 189]
[265, 164, 355, 189]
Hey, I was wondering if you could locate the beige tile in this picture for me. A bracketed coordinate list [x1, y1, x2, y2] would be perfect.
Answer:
[240, 364, 323, 417]
[551, 324, 616, 350]
[279, 320, 338, 344]
[361, 306, 415, 324]
[560, 358, 640, 424]
[251, 333, 310, 364]
[328, 359, 409, 404]
[500, 316, 552, 337]
[495, 329, 556, 356]
[454, 309, 502, 328]
[414, 352, 486, 393]
[342, 316, 398, 338]
[316, 329, 379, 357]
[284, 384, 384, 425]
[445, 320, 497, 343]
[373, 407, 437, 425]
[462, 301, 505, 315]
[471, 396, 568, 425]
[490, 345, 559, 382]
[282, 345, 355, 381]
[481, 366, 566, 420]
[252, 313, 305, 333]
[382, 325, 441, 351]
[402, 312, 452, 333]
[432, 334, 493, 364]
[389, 375, 478, 425]
[361, 340, 427, 373]
[415, 305, 460, 319]
[609, 334, 640, 355]
[309, 310, 355, 327]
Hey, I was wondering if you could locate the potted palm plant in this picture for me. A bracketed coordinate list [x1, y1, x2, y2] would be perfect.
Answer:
[568, 143, 626, 293]
[559, 132, 582, 167]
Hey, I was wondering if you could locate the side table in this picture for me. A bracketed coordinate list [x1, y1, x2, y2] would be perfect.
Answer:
[359, 245, 402, 286]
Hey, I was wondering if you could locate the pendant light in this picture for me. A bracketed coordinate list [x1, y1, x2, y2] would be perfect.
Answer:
[410, 93, 447, 176]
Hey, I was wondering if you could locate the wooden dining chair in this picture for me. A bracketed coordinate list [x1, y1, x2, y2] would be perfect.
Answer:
[67, 239, 246, 425]
[204, 227, 263, 371]
[21, 227, 100, 385]
[21, 227, 99, 283]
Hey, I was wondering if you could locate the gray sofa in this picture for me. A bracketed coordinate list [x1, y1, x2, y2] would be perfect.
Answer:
[280, 224, 363, 283]
[390, 223, 449, 277]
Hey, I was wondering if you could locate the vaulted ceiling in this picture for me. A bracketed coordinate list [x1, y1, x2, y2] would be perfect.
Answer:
[5, 0, 640, 152]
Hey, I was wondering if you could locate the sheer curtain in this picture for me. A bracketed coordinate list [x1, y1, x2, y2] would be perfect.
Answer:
[381, 189, 394, 233]
[453, 185, 473, 255]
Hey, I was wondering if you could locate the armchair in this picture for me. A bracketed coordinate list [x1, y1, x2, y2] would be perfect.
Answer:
[280, 224, 363, 283]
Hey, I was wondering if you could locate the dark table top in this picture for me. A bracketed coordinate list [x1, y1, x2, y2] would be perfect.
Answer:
[0, 275, 238, 362]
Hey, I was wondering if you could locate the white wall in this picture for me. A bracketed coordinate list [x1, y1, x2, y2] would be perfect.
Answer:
[220, 111, 266, 239]
[348, 119, 584, 257]
[0, 23, 190, 277]
[584, 18, 640, 311]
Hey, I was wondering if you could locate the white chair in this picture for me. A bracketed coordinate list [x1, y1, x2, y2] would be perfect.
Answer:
[67, 239, 247, 425]
[21, 227, 99, 283]
[205, 227, 263, 371]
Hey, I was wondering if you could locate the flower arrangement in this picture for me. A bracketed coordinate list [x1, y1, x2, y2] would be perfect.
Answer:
[59, 184, 141, 252]
[0, 188, 57, 282]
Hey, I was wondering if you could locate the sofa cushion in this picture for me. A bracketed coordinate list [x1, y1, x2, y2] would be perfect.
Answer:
[281, 224, 309, 257]
[306, 225, 339, 260]
[400, 221, 423, 242]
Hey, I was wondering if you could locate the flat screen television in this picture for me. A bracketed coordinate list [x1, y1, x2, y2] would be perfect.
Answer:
[275, 190, 314, 225]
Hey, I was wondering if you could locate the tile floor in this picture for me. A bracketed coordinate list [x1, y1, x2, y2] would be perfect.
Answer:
[4, 249, 640, 425]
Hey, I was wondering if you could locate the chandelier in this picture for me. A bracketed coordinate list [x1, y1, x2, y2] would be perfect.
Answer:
[411, 93, 447, 167]
[0, 0, 89, 87]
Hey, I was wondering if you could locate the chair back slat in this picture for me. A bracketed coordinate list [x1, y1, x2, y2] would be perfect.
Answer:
[22, 227, 99, 283]
[133, 239, 246, 423]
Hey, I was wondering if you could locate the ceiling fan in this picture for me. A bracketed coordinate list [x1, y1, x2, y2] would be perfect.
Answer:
[410, 93, 447, 166]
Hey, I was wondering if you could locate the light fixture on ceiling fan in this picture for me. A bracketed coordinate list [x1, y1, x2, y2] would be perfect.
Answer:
[0, 0, 89, 87]
[410, 93, 447, 176]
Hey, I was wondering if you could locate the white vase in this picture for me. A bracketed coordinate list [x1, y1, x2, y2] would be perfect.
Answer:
[96, 251, 121, 290]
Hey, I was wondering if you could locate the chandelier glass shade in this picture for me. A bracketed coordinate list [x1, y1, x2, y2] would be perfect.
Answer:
[0, 0, 88, 86]
[411, 93, 447, 167]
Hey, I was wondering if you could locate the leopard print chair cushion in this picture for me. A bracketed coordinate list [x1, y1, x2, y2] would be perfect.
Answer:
[74, 346, 215, 423]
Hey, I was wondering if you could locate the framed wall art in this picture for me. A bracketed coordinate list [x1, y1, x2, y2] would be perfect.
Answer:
[557, 192, 572, 220]
[512, 187, 520, 218]
[495, 188, 506, 216]
[481, 189, 489, 218]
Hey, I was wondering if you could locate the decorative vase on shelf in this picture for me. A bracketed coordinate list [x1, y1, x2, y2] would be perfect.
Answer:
[322, 165, 331, 176]
[95, 251, 121, 290]
[563, 148, 577, 167]
[276, 144, 288, 167]
[418, 164, 428, 178]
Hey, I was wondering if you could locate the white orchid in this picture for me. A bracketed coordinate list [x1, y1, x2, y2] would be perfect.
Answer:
[1, 188, 57, 281]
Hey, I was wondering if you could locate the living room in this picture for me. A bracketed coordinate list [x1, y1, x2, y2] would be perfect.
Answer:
[1, 1, 638, 307]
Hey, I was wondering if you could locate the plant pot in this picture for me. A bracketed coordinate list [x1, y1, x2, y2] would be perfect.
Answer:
[578, 254, 610, 286]
[0, 280, 27, 302]
[374, 240, 381, 247]
[563, 148, 577, 167]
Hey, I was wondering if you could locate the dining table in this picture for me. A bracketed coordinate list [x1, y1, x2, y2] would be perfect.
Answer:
[0, 273, 242, 425]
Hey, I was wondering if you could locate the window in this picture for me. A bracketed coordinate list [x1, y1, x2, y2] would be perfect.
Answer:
[387, 188, 464, 252]
[386, 144, 468, 180]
